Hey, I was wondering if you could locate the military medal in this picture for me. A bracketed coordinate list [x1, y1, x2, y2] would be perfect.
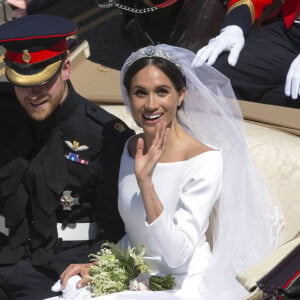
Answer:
[65, 152, 89, 165]
[65, 140, 89, 151]
[60, 190, 79, 210]
[64, 140, 89, 165]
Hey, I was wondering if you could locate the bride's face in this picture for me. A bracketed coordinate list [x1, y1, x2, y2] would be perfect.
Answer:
[128, 64, 185, 135]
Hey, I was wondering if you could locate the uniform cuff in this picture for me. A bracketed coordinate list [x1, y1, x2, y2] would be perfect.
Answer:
[223, 5, 252, 35]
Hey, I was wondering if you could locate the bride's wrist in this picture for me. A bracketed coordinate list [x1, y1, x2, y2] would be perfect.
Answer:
[137, 177, 154, 190]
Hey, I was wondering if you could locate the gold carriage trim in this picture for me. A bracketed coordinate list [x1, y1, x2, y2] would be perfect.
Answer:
[227, 0, 255, 24]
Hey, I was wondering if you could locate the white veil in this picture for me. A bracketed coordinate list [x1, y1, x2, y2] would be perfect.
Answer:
[120, 44, 283, 299]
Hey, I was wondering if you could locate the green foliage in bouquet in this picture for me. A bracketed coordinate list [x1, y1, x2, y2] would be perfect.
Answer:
[149, 275, 175, 291]
[88, 242, 175, 297]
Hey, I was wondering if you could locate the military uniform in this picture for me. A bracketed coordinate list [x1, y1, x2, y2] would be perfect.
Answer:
[214, 0, 300, 107]
[0, 14, 134, 300]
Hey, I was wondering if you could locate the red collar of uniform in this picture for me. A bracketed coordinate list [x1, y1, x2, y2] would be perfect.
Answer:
[154, 0, 179, 8]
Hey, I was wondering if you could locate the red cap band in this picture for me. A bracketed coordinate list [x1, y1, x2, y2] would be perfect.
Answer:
[5, 39, 68, 64]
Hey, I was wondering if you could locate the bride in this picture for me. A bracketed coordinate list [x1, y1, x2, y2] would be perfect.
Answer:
[54, 44, 282, 300]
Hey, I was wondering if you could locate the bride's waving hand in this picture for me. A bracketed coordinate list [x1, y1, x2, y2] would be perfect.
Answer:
[134, 123, 169, 183]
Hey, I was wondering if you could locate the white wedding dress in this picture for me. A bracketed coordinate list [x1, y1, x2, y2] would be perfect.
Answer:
[92, 142, 223, 300]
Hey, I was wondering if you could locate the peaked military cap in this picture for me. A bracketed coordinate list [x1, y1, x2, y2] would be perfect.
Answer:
[0, 14, 78, 87]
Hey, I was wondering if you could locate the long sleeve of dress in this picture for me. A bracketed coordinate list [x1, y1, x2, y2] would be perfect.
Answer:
[145, 151, 223, 268]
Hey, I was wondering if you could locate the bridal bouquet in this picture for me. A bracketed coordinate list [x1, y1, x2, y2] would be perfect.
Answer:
[88, 242, 175, 297]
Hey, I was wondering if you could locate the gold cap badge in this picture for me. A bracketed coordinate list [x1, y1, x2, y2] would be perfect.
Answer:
[22, 50, 31, 63]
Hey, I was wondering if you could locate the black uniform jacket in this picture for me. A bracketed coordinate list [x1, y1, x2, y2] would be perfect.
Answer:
[0, 81, 134, 266]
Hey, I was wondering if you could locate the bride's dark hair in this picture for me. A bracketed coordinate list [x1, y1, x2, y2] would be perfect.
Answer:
[123, 57, 186, 94]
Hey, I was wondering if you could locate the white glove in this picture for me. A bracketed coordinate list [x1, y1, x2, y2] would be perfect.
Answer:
[192, 25, 245, 67]
[51, 275, 92, 299]
[285, 54, 300, 100]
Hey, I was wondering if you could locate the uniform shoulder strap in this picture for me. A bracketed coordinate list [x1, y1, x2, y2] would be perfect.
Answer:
[85, 101, 116, 125]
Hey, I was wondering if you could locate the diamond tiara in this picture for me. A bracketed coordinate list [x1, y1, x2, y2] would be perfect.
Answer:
[125, 45, 182, 72]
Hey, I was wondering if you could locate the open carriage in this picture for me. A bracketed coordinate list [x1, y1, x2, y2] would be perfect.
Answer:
[0, 0, 299, 298]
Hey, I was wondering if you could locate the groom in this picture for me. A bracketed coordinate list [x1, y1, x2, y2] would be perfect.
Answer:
[0, 14, 133, 299]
